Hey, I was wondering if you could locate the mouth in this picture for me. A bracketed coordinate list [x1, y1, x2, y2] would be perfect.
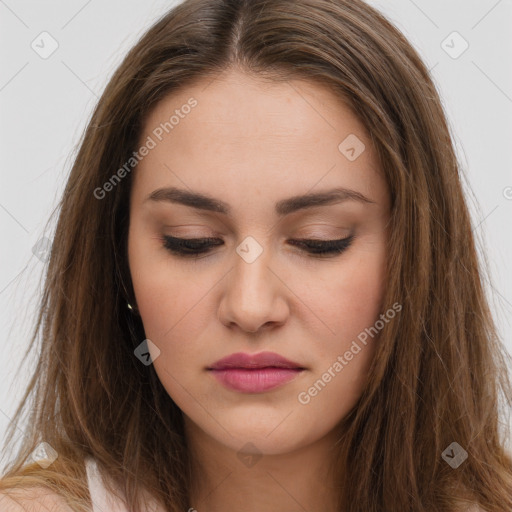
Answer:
[209, 363, 306, 370]
[207, 351, 305, 371]
[207, 351, 306, 393]
[207, 365, 305, 393]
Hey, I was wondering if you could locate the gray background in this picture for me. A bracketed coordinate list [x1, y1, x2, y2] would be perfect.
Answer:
[1, 0, 511, 457]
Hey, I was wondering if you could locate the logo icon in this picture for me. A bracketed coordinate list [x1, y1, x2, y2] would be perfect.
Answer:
[338, 134, 366, 161]
[134, 339, 161, 365]
[442, 442, 468, 469]
[237, 442, 263, 468]
[32, 236, 52, 262]
[30, 442, 58, 469]
[441, 32, 469, 60]
[31, 32, 59, 60]
[236, 236, 263, 264]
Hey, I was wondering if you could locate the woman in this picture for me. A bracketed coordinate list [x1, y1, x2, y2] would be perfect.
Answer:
[1, 0, 511, 510]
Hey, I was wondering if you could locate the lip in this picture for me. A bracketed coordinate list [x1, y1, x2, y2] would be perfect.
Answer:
[208, 351, 305, 371]
[207, 351, 306, 393]
[209, 368, 304, 393]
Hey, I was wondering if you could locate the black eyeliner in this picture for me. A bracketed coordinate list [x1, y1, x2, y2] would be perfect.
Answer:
[161, 234, 354, 257]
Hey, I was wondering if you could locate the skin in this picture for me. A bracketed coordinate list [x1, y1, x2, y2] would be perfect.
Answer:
[127, 67, 391, 512]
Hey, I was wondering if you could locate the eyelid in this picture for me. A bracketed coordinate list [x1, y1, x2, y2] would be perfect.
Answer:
[160, 234, 354, 258]
[162, 222, 350, 237]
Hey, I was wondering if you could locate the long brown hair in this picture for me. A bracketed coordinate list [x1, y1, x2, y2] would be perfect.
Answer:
[1, 0, 511, 510]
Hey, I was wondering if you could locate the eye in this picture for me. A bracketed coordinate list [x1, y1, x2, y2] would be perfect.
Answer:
[161, 235, 354, 258]
[287, 235, 354, 256]
[161, 236, 223, 257]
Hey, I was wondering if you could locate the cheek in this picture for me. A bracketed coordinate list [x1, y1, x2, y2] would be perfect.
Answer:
[294, 244, 387, 408]
[335, 255, 386, 342]
[128, 234, 221, 402]
[128, 220, 209, 338]
[131, 265, 211, 360]
[298, 243, 387, 359]
[130, 261, 214, 410]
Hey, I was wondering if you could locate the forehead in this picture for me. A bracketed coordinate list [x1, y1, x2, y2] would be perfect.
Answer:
[131, 69, 388, 213]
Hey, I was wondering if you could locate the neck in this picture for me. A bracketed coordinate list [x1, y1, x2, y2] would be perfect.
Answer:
[184, 419, 344, 512]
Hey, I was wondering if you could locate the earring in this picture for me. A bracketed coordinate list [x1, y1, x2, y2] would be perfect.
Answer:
[127, 302, 138, 313]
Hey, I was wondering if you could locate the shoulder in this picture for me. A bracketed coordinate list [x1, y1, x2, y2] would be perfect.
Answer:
[0, 487, 74, 511]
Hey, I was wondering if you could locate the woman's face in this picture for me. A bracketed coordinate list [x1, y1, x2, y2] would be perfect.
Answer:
[127, 68, 391, 456]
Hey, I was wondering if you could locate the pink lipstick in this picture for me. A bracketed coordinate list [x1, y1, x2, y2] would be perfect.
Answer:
[207, 351, 305, 393]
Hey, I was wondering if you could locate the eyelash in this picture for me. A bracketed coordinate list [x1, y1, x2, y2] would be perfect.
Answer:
[161, 235, 354, 258]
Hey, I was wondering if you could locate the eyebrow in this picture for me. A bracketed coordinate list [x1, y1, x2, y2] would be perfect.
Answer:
[145, 186, 375, 216]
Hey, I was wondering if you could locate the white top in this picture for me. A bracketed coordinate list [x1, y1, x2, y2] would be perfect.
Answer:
[85, 458, 164, 512]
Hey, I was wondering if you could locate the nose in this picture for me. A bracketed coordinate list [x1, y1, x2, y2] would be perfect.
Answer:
[217, 244, 289, 334]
